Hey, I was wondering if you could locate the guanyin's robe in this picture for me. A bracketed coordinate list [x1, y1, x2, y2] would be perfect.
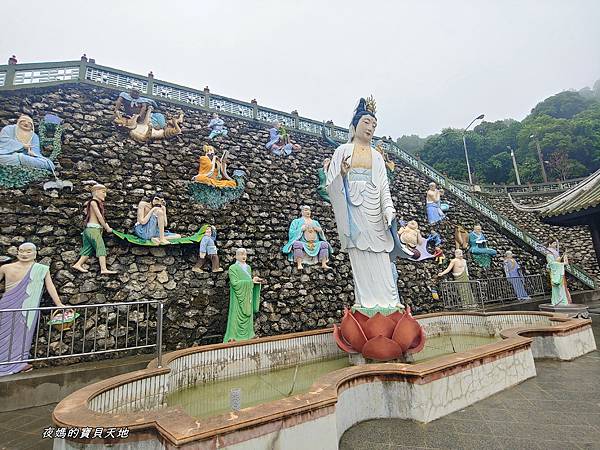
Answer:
[546, 252, 570, 306]
[0, 125, 55, 171]
[223, 262, 261, 342]
[326, 143, 400, 308]
[192, 155, 237, 188]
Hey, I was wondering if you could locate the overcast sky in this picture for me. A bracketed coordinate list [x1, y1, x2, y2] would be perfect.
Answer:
[3, 0, 599, 137]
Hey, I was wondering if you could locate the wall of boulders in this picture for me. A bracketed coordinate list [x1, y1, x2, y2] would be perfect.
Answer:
[481, 193, 599, 279]
[0, 84, 588, 356]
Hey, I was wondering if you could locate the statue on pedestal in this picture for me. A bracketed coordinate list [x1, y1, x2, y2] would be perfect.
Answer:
[437, 249, 475, 307]
[223, 248, 265, 343]
[72, 184, 118, 275]
[503, 250, 531, 301]
[426, 182, 448, 225]
[1, 243, 65, 376]
[265, 120, 301, 156]
[545, 240, 571, 306]
[208, 113, 228, 140]
[0, 115, 55, 171]
[282, 205, 332, 270]
[329, 96, 425, 362]
[192, 226, 222, 273]
[469, 225, 497, 268]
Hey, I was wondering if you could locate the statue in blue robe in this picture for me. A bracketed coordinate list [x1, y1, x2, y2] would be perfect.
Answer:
[265, 120, 299, 156]
[282, 206, 332, 270]
[468, 225, 497, 268]
[208, 113, 228, 139]
[503, 251, 530, 301]
[0, 116, 55, 171]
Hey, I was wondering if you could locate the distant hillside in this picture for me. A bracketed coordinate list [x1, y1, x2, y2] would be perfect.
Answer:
[414, 80, 600, 184]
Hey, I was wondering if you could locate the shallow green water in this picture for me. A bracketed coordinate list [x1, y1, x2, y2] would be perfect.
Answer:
[166, 334, 501, 418]
[166, 357, 350, 418]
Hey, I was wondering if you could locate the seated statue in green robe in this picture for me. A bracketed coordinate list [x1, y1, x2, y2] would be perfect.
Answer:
[223, 248, 265, 342]
[316, 158, 331, 203]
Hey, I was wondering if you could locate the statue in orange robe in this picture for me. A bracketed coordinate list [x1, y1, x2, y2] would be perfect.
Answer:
[192, 145, 237, 188]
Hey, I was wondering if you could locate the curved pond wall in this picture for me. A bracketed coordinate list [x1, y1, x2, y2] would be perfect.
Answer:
[52, 311, 596, 450]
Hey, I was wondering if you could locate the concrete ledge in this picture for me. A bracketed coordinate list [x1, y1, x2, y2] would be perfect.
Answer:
[0, 354, 153, 412]
[51, 312, 596, 449]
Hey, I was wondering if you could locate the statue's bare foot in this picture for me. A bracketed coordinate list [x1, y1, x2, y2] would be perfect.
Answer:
[101, 269, 118, 275]
[212, 268, 224, 273]
[151, 237, 161, 245]
[296, 264, 303, 270]
[192, 266, 204, 273]
[19, 364, 33, 373]
[322, 264, 332, 270]
[72, 264, 89, 273]
[158, 239, 171, 245]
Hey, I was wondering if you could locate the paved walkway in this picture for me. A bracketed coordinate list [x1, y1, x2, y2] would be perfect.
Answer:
[0, 404, 55, 450]
[340, 317, 600, 450]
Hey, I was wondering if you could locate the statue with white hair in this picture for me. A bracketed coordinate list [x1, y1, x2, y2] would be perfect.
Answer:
[282, 205, 332, 270]
[223, 248, 265, 342]
[503, 250, 531, 301]
[0, 243, 65, 376]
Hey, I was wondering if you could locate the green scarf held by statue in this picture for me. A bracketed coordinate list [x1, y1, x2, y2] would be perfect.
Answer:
[223, 261, 261, 343]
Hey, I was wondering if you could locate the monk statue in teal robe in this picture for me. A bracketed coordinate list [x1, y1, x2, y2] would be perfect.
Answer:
[546, 241, 571, 306]
[282, 205, 332, 270]
[223, 248, 265, 342]
[468, 224, 497, 268]
[1, 243, 65, 376]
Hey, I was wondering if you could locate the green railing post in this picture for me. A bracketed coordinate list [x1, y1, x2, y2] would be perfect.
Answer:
[251, 99, 258, 120]
[4, 62, 16, 88]
[291, 110, 299, 129]
[78, 57, 87, 82]
[146, 71, 154, 96]
[204, 86, 211, 109]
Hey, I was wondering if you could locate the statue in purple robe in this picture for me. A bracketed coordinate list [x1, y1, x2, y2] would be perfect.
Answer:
[0, 243, 65, 376]
[503, 251, 531, 301]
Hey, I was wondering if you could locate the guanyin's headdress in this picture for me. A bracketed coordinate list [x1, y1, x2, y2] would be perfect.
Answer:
[348, 96, 377, 142]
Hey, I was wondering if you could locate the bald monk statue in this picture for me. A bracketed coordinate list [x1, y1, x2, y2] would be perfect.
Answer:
[1, 243, 65, 376]
[0, 115, 55, 171]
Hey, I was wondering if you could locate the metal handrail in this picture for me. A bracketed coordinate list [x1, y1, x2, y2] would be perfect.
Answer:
[441, 274, 547, 311]
[0, 300, 163, 370]
[454, 178, 586, 195]
[0, 59, 596, 289]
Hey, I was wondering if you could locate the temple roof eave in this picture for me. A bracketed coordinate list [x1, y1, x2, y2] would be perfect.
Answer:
[508, 168, 600, 219]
